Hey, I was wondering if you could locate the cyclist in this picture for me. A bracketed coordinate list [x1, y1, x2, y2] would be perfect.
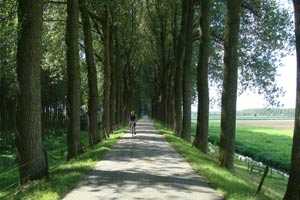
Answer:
[129, 111, 137, 136]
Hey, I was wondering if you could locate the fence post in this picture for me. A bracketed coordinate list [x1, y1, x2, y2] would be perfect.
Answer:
[43, 150, 49, 180]
[247, 160, 250, 171]
[256, 165, 269, 194]
[75, 142, 78, 159]
[104, 128, 108, 139]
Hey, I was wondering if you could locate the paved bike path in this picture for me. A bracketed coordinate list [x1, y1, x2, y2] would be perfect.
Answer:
[63, 117, 223, 200]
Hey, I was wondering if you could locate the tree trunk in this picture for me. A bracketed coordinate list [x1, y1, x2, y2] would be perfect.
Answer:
[193, 0, 211, 153]
[115, 28, 123, 125]
[218, 0, 242, 171]
[283, 0, 300, 199]
[16, 0, 46, 184]
[66, 0, 82, 160]
[159, 14, 168, 124]
[173, 1, 186, 137]
[110, 22, 116, 132]
[170, 2, 178, 130]
[102, 6, 111, 137]
[79, 0, 101, 147]
[181, 0, 194, 142]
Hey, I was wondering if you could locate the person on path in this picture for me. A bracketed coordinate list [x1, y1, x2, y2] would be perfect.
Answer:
[129, 111, 137, 135]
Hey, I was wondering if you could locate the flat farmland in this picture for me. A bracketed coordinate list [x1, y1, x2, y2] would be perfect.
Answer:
[207, 120, 294, 130]
[191, 119, 294, 171]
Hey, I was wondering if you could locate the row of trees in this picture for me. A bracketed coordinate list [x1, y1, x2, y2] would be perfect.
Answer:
[237, 108, 295, 117]
[1, 0, 145, 184]
[138, 0, 299, 198]
[1, 0, 300, 198]
[141, 0, 293, 166]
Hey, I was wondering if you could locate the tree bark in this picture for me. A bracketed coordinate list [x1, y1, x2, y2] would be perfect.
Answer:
[218, 0, 242, 171]
[159, 13, 168, 124]
[114, 27, 123, 125]
[169, 2, 178, 130]
[79, 0, 101, 147]
[283, 0, 300, 199]
[16, 0, 46, 184]
[110, 21, 116, 132]
[102, 6, 111, 137]
[181, 0, 194, 142]
[193, 0, 211, 153]
[173, 0, 186, 137]
[66, 0, 82, 160]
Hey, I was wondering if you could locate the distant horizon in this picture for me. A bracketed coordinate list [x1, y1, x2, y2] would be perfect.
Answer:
[192, 107, 295, 113]
[192, 52, 297, 112]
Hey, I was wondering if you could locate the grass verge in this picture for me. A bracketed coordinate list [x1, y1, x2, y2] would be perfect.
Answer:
[0, 130, 124, 200]
[153, 121, 287, 200]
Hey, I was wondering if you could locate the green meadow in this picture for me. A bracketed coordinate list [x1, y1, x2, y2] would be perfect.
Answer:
[191, 122, 293, 172]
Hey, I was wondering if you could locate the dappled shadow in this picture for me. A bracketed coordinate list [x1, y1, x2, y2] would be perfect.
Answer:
[63, 117, 223, 200]
[76, 169, 214, 192]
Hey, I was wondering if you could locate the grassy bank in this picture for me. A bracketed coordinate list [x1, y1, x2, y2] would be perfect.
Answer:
[191, 122, 293, 172]
[0, 130, 125, 200]
[154, 122, 288, 200]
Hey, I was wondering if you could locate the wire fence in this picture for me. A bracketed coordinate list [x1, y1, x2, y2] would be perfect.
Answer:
[0, 123, 127, 195]
[1, 122, 298, 198]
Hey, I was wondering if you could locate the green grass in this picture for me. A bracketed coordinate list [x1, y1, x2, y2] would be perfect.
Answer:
[208, 116, 294, 121]
[154, 122, 288, 200]
[193, 122, 293, 172]
[0, 129, 125, 200]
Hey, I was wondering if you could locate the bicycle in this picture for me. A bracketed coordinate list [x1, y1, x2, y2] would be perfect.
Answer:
[130, 121, 136, 137]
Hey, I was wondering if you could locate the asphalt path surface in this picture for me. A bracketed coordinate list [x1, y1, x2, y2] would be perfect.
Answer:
[63, 117, 222, 200]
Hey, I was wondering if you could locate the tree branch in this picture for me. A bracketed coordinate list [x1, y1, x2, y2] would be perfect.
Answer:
[45, 1, 67, 4]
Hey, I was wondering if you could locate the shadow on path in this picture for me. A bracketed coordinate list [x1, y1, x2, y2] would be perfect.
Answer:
[63, 116, 223, 200]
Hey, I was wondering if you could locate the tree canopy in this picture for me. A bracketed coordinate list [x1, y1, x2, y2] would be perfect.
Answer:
[0, 0, 297, 196]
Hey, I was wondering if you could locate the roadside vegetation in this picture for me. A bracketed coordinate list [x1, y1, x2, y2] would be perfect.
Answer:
[154, 121, 288, 200]
[0, 130, 125, 200]
[192, 122, 293, 172]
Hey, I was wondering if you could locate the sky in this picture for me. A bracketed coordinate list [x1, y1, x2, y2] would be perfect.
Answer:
[236, 53, 296, 110]
[192, 50, 297, 112]
[236, 0, 296, 111]
[192, 1, 296, 112]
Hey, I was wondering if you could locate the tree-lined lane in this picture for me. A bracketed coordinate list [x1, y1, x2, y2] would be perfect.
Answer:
[63, 117, 222, 200]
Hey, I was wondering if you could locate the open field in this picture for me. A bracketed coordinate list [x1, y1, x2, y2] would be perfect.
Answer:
[236, 120, 294, 130]
[204, 119, 294, 130]
[192, 122, 293, 172]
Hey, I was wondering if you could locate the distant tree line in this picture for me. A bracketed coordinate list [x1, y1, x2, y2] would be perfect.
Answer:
[209, 108, 295, 117]
[237, 108, 295, 117]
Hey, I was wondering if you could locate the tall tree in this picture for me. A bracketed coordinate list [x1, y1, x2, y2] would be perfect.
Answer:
[181, 0, 194, 141]
[193, 0, 211, 153]
[15, 0, 46, 184]
[218, 0, 242, 171]
[66, 0, 82, 160]
[102, 6, 112, 137]
[173, 0, 185, 137]
[110, 18, 116, 132]
[283, 0, 300, 199]
[79, 0, 101, 147]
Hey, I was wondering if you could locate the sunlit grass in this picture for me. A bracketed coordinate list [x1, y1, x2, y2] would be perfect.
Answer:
[193, 122, 292, 172]
[155, 122, 287, 200]
[0, 131, 124, 200]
